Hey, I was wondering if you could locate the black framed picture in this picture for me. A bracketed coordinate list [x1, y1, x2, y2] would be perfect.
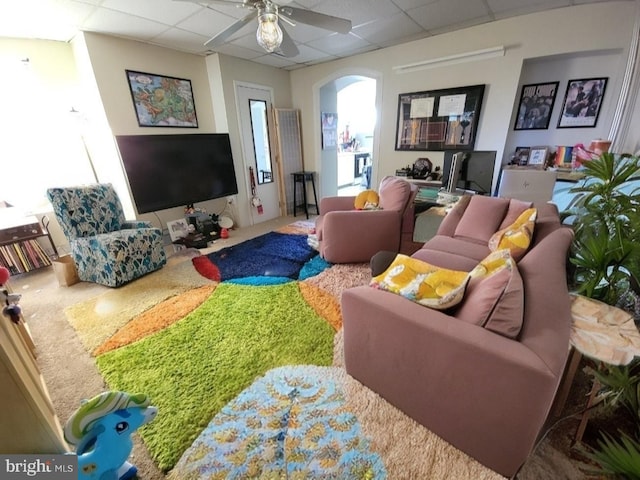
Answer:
[557, 77, 608, 128]
[395, 84, 485, 151]
[125, 70, 198, 127]
[514, 82, 559, 130]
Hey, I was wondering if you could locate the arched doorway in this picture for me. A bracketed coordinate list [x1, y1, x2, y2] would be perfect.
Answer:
[317, 73, 379, 199]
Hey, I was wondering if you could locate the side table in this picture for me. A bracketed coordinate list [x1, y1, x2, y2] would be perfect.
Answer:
[552, 293, 640, 443]
[292, 171, 319, 219]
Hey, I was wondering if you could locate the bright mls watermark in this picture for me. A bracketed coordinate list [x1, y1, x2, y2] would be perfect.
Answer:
[1, 455, 76, 479]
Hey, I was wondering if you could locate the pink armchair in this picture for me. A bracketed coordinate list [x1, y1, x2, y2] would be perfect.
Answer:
[314, 176, 421, 263]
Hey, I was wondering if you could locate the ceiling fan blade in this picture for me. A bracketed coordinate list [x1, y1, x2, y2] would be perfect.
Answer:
[279, 6, 352, 34]
[204, 11, 258, 48]
[277, 24, 299, 57]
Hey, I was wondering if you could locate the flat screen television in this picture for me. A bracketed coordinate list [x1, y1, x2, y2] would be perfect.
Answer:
[116, 133, 238, 214]
[441, 150, 497, 195]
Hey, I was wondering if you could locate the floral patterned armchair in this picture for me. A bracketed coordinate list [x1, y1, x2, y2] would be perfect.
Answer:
[46, 184, 166, 287]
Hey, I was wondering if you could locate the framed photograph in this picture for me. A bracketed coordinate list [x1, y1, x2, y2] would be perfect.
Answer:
[528, 146, 549, 168]
[167, 218, 189, 242]
[395, 84, 485, 151]
[514, 82, 559, 130]
[321, 112, 338, 149]
[557, 77, 608, 128]
[514, 146, 530, 166]
[125, 70, 198, 127]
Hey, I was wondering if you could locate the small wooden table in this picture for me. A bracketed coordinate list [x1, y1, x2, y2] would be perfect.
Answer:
[552, 294, 640, 443]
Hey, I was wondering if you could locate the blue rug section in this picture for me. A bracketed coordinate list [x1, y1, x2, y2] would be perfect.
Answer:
[300, 255, 331, 280]
[206, 232, 317, 281]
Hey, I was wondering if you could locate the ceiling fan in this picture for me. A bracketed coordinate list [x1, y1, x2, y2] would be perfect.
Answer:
[175, 0, 352, 57]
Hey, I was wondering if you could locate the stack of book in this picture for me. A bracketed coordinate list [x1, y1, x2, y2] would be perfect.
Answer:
[0, 239, 52, 275]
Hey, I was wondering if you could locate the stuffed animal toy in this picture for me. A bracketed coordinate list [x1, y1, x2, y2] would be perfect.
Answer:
[0, 266, 22, 324]
[354, 189, 380, 210]
[64, 391, 158, 480]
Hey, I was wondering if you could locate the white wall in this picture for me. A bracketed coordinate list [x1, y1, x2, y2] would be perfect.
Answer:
[290, 2, 637, 188]
[206, 53, 292, 227]
[505, 50, 625, 164]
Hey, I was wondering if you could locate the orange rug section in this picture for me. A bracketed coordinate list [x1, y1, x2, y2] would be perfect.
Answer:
[276, 219, 315, 235]
[93, 284, 217, 356]
[299, 282, 342, 331]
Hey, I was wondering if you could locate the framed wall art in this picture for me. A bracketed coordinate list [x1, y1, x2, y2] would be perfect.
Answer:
[514, 81, 559, 130]
[395, 84, 485, 151]
[557, 77, 608, 128]
[321, 112, 338, 149]
[125, 70, 198, 128]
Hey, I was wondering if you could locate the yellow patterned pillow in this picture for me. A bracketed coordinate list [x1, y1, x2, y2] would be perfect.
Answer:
[370, 254, 470, 309]
[488, 208, 537, 261]
[354, 189, 380, 210]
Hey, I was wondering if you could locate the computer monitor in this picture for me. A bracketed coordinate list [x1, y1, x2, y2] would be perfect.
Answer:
[442, 150, 497, 195]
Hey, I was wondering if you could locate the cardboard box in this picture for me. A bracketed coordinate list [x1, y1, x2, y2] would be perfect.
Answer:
[52, 255, 79, 287]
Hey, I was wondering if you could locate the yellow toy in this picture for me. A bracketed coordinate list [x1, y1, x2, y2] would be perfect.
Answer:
[354, 189, 379, 210]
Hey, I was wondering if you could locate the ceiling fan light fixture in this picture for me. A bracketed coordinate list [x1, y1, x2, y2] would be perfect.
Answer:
[256, 12, 282, 53]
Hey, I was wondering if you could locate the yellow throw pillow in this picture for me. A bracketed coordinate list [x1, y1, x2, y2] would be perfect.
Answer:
[354, 189, 380, 210]
[370, 254, 470, 309]
[488, 208, 537, 261]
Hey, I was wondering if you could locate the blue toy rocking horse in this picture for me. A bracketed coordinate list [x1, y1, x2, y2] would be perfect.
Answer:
[64, 391, 158, 480]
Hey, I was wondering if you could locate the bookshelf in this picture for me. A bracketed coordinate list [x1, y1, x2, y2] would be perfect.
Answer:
[0, 210, 57, 275]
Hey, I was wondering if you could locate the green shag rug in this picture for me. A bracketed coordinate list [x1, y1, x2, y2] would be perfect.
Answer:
[95, 281, 335, 472]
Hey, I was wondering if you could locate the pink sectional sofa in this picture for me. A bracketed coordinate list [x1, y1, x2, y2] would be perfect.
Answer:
[341, 195, 574, 477]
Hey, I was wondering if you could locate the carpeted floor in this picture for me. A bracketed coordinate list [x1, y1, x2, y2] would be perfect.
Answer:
[10, 217, 598, 479]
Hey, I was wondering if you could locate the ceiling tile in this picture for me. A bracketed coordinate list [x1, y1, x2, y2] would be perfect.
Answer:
[307, 31, 370, 55]
[353, 12, 424, 46]
[150, 27, 211, 54]
[250, 53, 298, 68]
[176, 6, 242, 38]
[83, 8, 170, 39]
[101, 0, 202, 26]
[306, 0, 401, 28]
[0, 0, 95, 41]
[488, 0, 571, 19]
[407, 0, 490, 31]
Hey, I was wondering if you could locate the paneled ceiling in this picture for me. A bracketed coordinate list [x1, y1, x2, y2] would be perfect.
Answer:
[0, 0, 631, 70]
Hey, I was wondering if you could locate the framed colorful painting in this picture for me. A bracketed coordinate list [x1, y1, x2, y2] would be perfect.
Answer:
[125, 70, 198, 127]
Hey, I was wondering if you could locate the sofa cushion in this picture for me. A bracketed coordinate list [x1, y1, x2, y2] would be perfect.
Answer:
[498, 199, 534, 230]
[371, 254, 470, 310]
[453, 196, 510, 243]
[418, 235, 491, 265]
[378, 176, 411, 212]
[454, 249, 524, 339]
[488, 208, 537, 261]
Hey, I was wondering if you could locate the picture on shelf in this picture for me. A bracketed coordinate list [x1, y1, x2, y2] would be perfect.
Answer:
[528, 146, 549, 168]
[167, 218, 190, 242]
[557, 77, 608, 128]
[514, 81, 559, 130]
[513, 147, 530, 166]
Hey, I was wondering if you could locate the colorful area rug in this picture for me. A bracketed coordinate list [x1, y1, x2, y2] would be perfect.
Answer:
[192, 231, 316, 281]
[64, 220, 504, 478]
[168, 364, 503, 480]
[167, 365, 386, 479]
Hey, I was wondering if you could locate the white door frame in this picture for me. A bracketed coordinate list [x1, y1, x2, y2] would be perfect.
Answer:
[234, 81, 281, 225]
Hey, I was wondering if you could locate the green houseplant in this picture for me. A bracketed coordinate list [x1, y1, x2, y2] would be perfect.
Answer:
[562, 152, 640, 477]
